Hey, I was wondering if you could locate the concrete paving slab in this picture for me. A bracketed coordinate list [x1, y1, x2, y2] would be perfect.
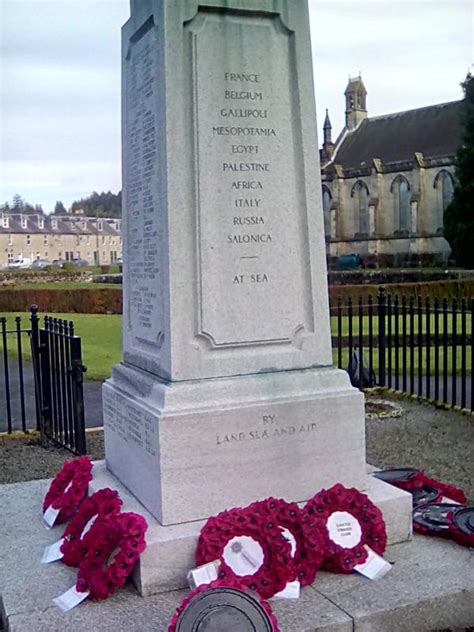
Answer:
[314, 537, 474, 632]
[1, 477, 473, 632]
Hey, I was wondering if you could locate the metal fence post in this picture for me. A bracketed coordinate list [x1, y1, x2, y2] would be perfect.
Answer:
[377, 286, 386, 387]
[70, 335, 87, 455]
[29, 305, 45, 441]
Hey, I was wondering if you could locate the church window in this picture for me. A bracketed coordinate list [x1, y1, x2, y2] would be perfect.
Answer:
[322, 186, 332, 238]
[391, 176, 411, 234]
[434, 170, 454, 232]
[351, 181, 369, 236]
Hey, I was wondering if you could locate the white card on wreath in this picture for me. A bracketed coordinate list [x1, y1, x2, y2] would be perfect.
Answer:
[270, 580, 300, 600]
[440, 496, 461, 505]
[43, 505, 60, 529]
[187, 560, 221, 589]
[53, 585, 90, 612]
[41, 539, 64, 564]
[354, 545, 391, 580]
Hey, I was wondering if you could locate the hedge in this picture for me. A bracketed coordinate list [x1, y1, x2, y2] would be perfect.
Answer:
[329, 279, 474, 305]
[0, 287, 122, 314]
[1, 279, 473, 315]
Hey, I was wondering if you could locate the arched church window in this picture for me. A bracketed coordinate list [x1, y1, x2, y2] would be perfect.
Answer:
[434, 170, 454, 231]
[351, 181, 369, 236]
[391, 175, 411, 234]
[322, 186, 332, 238]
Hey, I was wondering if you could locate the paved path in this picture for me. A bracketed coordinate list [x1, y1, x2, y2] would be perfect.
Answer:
[1, 478, 473, 631]
[0, 358, 103, 433]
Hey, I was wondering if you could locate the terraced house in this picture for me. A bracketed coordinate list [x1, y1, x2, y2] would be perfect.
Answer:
[0, 213, 122, 268]
[320, 76, 461, 266]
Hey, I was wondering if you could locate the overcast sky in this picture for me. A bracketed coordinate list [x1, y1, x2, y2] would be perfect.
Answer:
[0, 0, 472, 213]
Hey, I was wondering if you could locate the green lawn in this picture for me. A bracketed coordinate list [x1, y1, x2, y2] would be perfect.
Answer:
[0, 311, 470, 381]
[330, 313, 472, 336]
[0, 312, 122, 381]
[333, 346, 471, 376]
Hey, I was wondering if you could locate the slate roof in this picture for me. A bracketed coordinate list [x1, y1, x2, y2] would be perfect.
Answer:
[0, 214, 121, 235]
[332, 100, 463, 170]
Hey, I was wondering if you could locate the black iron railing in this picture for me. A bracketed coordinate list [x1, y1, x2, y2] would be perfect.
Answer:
[1, 306, 87, 454]
[332, 287, 474, 411]
[0, 312, 38, 433]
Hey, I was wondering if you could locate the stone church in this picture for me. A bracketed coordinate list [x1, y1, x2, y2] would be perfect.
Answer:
[320, 76, 462, 266]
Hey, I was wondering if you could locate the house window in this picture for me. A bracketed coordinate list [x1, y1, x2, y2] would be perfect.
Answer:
[1, 216, 8, 228]
[87, 236, 91, 245]
[51, 219, 58, 229]
[21, 217, 27, 229]
[102, 235, 106, 244]
[7, 253, 14, 262]
[351, 181, 369, 236]
[43, 235, 48, 245]
[8, 235, 13, 246]
[98, 222, 103, 231]
[391, 176, 411, 234]
[26, 234, 31, 245]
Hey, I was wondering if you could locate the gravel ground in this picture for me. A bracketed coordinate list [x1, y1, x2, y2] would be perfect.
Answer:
[0, 393, 472, 501]
[0, 431, 104, 484]
[365, 391, 473, 502]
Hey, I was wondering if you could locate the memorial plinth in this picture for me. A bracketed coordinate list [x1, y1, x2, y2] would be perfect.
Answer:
[102, 0, 411, 594]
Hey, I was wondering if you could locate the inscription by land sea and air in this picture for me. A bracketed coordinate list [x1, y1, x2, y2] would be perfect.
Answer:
[216, 413, 317, 445]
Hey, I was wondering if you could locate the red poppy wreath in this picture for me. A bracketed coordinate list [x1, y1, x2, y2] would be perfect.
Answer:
[168, 577, 281, 632]
[374, 468, 466, 505]
[247, 496, 323, 587]
[60, 488, 123, 566]
[42, 456, 93, 525]
[76, 512, 148, 601]
[302, 483, 387, 573]
[195, 507, 296, 599]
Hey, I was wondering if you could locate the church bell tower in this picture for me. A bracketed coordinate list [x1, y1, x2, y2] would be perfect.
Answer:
[345, 74, 367, 130]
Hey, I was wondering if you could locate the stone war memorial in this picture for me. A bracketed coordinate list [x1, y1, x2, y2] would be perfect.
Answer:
[96, 0, 412, 595]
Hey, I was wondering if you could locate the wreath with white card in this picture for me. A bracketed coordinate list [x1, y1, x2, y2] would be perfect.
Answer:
[60, 488, 123, 566]
[301, 483, 387, 573]
[75, 511, 148, 600]
[42, 456, 93, 526]
[246, 497, 323, 587]
[195, 508, 296, 599]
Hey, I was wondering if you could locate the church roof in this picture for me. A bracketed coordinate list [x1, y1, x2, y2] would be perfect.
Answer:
[333, 100, 463, 169]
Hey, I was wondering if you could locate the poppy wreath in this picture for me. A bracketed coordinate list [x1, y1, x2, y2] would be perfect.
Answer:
[168, 577, 281, 632]
[60, 488, 123, 566]
[42, 456, 93, 524]
[76, 511, 148, 600]
[448, 507, 474, 548]
[301, 483, 387, 574]
[195, 507, 296, 599]
[247, 497, 322, 587]
[412, 502, 461, 538]
[375, 468, 466, 505]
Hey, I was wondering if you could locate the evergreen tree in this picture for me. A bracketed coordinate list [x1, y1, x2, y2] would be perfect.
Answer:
[444, 73, 474, 267]
[54, 200, 68, 215]
[12, 193, 24, 210]
[70, 190, 121, 217]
